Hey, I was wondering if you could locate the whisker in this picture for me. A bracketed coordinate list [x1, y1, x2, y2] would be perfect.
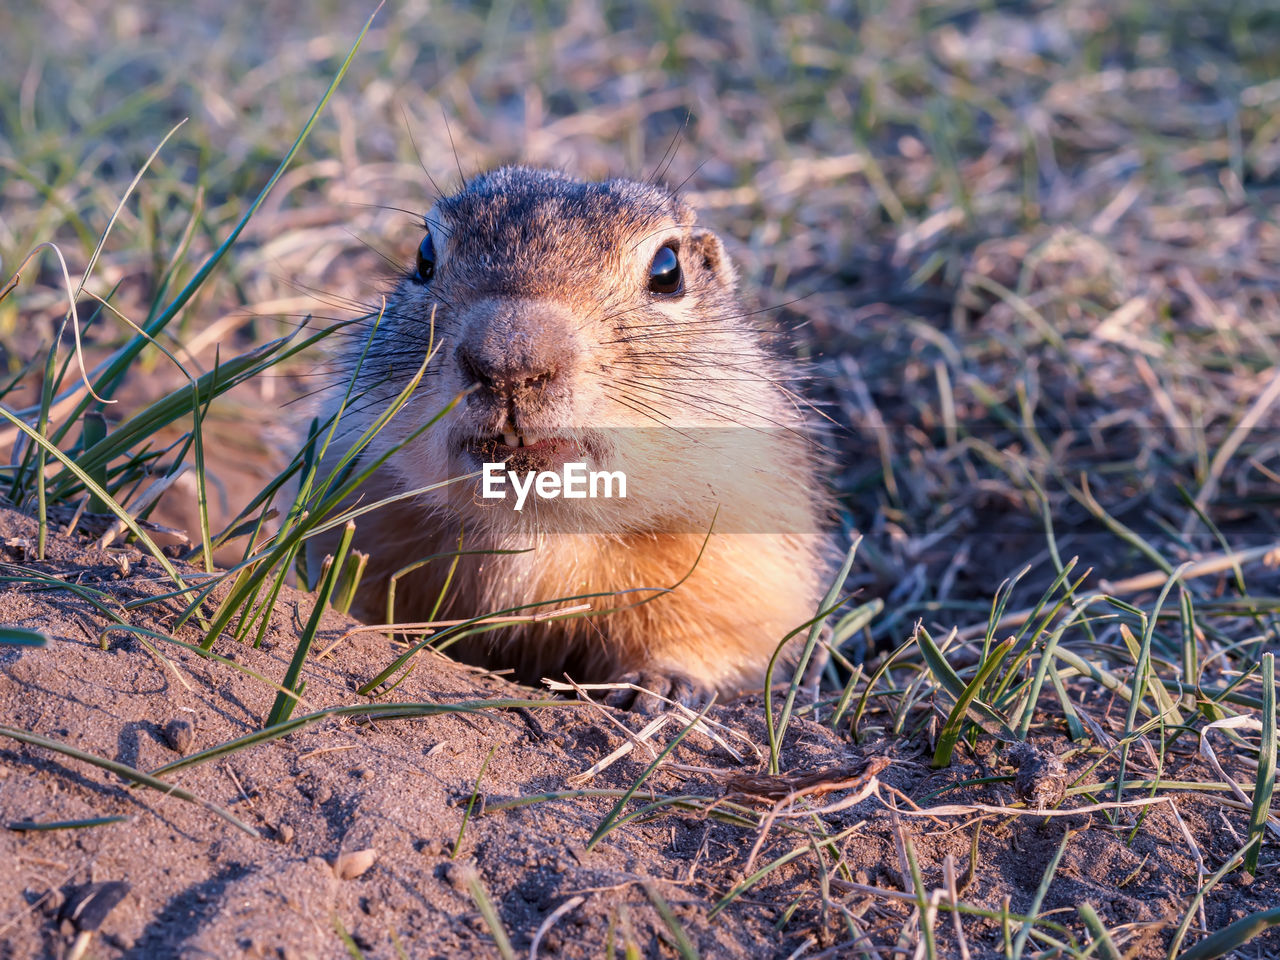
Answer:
[442, 110, 468, 189]
[342, 228, 404, 272]
[668, 158, 709, 196]
[646, 112, 691, 186]
[603, 393, 690, 436]
[344, 199, 429, 222]
[603, 291, 821, 334]
[401, 104, 445, 204]
[610, 378, 821, 446]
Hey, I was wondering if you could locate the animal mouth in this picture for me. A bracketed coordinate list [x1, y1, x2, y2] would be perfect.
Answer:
[461, 430, 587, 473]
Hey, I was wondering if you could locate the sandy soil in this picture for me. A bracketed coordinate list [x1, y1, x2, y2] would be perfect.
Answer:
[1, 506, 1275, 959]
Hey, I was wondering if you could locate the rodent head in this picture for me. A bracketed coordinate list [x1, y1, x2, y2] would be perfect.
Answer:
[340, 166, 812, 534]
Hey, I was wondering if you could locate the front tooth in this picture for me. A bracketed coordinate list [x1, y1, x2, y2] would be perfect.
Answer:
[502, 429, 518, 447]
[521, 432, 540, 446]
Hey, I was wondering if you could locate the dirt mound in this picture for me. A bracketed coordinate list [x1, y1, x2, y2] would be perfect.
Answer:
[1, 507, 1275, 958]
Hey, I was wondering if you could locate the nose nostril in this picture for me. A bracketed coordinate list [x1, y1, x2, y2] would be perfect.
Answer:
[456, 345, 495, 390]
[520, 370, 556, 390]
[458, 342, 560, 396]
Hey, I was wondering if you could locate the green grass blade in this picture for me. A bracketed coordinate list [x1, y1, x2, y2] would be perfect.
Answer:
[7, 815, 129, 831]
[645, 883, 699, 960]
[2, 566, 122, 620]
[332, 913, 365, 959]
[1010, 556, 1079, 647]
[1176, 906, 1280, 960]
[147, 699, 574, 781]
[1244, 651, 1275, 873]
[830, 597, 882, 649]
[0, 404, 190, 592]
[195, 349, 443, 645]
[1076, 902, 1121, 960]
[828, 661, 865, 731]
[903, 831, 937, 959]
[849, 632, 916, 742]
[32, 314, 64, 559]
[332, 550, 368, 617]
[0, 724, 258, 837]
[99, 625, 306, 704]
[1053, 647, 1155, 720]
[1166, 835, 1259, 958]
[932, 637, 1015, 767]
[985, 564, 1030, 652]
[916, 625, 1017, 740]
[1047, 662, 1087, 742]
[1011, 830, 1071, 959]
[265, 520, 355, 727]
[453, 744, 496, 861]
[1116, 568, 1186, 808]
[80, 411, 109, 512]
[59, 330, 306, 497]
[1010, 575, 1095, 739]
[463, 866, 516, 960]
[587, 704, 711, 852]
[53, 6, 381, 419]
[709, 821, 865, 919]
[190, 350, 217, 573]
[767, 537, 860, 773]
[0, 627, 49, 646]
[1180, 588, 1199, 692]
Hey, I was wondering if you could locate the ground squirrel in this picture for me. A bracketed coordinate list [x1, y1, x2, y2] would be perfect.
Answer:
[306, 166, 836, 709]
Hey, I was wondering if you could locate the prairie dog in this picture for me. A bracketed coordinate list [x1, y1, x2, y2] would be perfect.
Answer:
[307, 166, 835, 708]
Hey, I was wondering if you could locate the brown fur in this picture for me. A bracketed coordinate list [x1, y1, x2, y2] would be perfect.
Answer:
[306, 166, 835, 699]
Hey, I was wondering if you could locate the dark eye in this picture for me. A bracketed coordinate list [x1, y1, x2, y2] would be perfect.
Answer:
[414, 231, 435, 284]
[647, 244, 682, 295]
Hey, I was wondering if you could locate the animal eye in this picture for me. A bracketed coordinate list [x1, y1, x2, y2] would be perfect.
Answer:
[647, 245, 682, 295]
[414, 232, 435, 284]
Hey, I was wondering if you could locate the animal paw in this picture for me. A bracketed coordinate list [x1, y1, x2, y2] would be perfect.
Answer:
[602, 669, 714, 714]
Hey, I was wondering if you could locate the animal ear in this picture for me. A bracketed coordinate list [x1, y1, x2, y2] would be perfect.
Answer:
[687, 229, 738, 292]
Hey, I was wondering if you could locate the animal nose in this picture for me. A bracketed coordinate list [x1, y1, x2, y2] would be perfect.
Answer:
[455, 341, 559, 398]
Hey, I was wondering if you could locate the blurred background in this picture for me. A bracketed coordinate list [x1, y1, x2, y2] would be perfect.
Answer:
[2, 0, 1278, 637]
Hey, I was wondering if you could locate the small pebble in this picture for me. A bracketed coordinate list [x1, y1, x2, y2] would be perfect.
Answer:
[162, 718, 195, 755]
[334, 848, 377, 880]
[439, 861, 470, 892]
[417, 838, 446, 857]
[277, 823, 295, 844]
